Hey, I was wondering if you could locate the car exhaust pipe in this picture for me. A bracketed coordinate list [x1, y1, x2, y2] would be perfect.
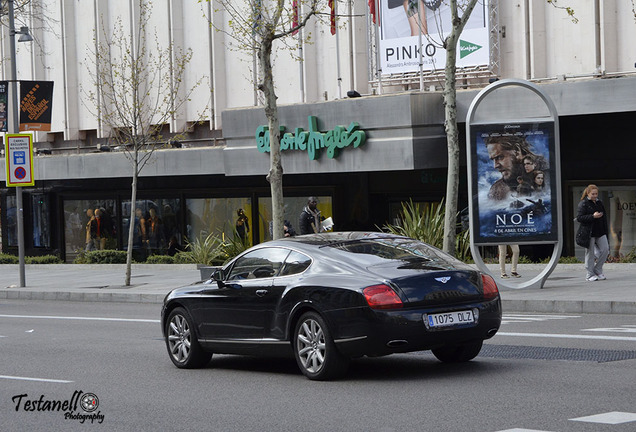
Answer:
[487, 328, 498, 337]
[387, 340, 409, 347]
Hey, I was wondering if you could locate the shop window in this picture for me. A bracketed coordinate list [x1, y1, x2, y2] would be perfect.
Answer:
[185, 197, 252, 246]
[258, 196, 332, 242]
[122, 198, 181, 258]
[63, 199, 117, 260]
[572, 186, 636, 261]
[31, 194, 50, 248]
[5, 195, 17, 247]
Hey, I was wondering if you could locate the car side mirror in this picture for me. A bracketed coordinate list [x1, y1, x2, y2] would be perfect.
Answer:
[212, 269, 224, 282]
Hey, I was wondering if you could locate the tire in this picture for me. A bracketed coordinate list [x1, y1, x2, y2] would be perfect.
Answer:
[293, 312, 350, 381]
[165, 307, 212, 369]
[432, 340, 483, 363]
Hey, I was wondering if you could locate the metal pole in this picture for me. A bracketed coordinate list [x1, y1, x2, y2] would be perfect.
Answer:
[8, 0, 26, 287]
[335, 0, 342, 99]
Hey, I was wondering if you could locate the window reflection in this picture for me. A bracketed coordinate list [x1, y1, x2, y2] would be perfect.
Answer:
[6, 195, 17, 247]
[63, 199, 117, 260]
[31, 194, 50, 248]
[186, 198, 252, 245]
[258, 196, 332, 242]
[121, 198, 181, 258]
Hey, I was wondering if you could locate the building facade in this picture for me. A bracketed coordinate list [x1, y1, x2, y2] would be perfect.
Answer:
[1, 0, 635, 261]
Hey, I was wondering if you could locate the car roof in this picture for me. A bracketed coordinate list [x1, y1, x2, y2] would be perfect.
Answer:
[269, 231, 406, 247]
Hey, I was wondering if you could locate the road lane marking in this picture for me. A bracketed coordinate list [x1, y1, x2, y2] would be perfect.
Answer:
[570, 411, 636, 424]
[502, 314, 580, 324]
[0, 375, 73, 383]
[0, 314, 159, 323]
[583, 326, 636, 333]
[497, 332, 636, 342]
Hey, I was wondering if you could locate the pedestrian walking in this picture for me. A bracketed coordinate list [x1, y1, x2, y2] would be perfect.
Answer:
[498, 244, 520, 279]
[576, 184, 609, 281]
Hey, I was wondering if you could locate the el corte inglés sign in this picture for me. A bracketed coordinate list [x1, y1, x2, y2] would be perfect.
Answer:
[256, 115, 366, 160]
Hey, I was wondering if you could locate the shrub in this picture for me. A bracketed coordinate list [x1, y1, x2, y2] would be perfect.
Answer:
[518, 255, 534, 264]
[0, 253, 62, 264]
[381, 199, 471, 262]
[26, 255, 63, 264]
[146, 254, 175, 264]
[73, 250, 127, 264]
[559, 256, 581, 264]
[0, 253, 19, 264]
[619, 247, 636, 263]
[180, 233, 224, 266]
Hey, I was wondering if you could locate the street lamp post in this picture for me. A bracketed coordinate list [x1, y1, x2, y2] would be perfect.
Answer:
[7, 0, 33, 287]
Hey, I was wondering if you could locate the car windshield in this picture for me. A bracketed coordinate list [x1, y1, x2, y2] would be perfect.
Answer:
[326, 238, 465, 267]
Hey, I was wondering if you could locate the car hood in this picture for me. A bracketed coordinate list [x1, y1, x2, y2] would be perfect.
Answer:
[365, 260, 483, 306]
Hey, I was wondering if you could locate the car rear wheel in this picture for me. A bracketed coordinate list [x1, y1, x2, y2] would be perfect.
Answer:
[432, 340, 483, 363]
[166, 307, 211, 368]
[293, 312, 349, 380]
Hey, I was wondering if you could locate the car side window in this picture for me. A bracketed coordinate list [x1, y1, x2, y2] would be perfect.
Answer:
[279, 251, 311, 277]
[226, 248, 291, 280]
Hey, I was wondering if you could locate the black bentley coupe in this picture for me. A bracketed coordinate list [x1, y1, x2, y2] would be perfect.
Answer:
[161, 232, 502, 380]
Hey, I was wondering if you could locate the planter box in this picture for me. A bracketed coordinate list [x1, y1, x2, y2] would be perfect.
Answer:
[199, 266, 220, 280]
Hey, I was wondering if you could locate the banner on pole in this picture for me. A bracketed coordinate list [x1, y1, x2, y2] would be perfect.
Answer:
[0, 81, 8, 132]
[19, 81, 54, 131]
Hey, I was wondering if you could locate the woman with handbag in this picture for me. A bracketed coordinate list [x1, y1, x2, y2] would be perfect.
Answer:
[576, 184, 610, 281]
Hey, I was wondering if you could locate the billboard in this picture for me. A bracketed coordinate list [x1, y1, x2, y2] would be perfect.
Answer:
[470, 122, 557, 244]
[378, 0, 490, 74]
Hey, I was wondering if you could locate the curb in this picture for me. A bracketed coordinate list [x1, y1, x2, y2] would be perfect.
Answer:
[501, 299, 636, 315]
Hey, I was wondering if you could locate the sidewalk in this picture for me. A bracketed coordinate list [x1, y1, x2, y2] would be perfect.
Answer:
[0, 263, 634, 314]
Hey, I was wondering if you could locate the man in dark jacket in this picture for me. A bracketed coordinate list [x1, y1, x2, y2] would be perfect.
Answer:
[299, 197, 323, 234]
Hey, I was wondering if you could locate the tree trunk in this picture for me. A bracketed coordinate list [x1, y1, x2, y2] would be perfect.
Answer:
[259, 32, 285, 240]
[442, 3, 461, 256]
[441, 0, 479, 257]
[125, 153, 139, 286]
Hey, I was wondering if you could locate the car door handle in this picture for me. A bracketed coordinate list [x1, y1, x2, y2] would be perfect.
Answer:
[256, 289, 268, 297]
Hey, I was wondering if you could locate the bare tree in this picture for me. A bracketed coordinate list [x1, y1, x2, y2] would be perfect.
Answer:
[423, 0, 578, 256]
[439, 0, 479, 256]
[0, 0, 59, 52]
[84, 0, 205, 285]
[203, 0, 328, 239]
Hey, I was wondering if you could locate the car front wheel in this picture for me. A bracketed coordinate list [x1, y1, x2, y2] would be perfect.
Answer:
[293, 312, 349, 380]
[432, 340, 483, 363]
[165, 307, 211, 368]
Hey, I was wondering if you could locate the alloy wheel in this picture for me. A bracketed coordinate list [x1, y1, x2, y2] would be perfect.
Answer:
[296, 318, 326, 373]
[168, 313, 191, 363]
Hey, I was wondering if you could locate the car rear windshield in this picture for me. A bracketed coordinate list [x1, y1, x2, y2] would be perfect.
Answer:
[325, 238, 466, 267]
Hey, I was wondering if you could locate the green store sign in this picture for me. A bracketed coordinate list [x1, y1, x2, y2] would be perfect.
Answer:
[255, 115, 366, 160]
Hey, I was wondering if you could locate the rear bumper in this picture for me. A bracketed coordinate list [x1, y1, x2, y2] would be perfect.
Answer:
[326, 297, 502, 357]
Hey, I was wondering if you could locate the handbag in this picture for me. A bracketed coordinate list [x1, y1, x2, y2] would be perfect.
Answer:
[575, 223, 592, 249]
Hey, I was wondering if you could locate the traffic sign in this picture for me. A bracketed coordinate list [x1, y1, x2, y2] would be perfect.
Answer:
[4, 133, 34, 187]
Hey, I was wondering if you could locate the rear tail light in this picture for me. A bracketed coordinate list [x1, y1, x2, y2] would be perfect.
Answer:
[481, 274, 499, 300]
[363, 284, 403, 309]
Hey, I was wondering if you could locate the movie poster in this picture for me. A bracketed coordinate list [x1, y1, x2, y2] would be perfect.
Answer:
[471, 122, 557, 244]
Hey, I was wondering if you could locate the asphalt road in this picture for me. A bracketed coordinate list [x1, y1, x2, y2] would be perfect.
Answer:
[1, 300, 634, 432]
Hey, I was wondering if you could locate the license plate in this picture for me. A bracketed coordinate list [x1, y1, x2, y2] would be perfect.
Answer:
[425, 310, 475, 329]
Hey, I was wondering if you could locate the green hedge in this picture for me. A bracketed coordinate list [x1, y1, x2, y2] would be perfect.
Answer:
[73, 250, 127, 264]
[145, 255, 175, 264]
[0, 253, 63, 264]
